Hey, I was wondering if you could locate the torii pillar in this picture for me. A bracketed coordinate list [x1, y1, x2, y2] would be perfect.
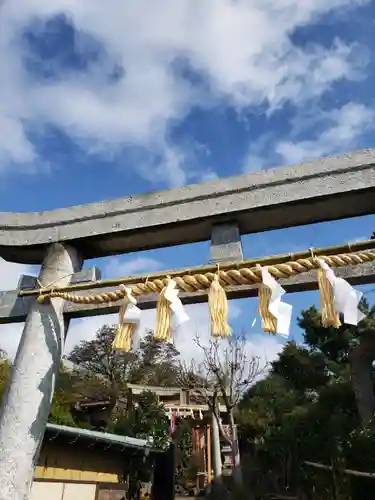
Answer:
[0, 244, 82, 500]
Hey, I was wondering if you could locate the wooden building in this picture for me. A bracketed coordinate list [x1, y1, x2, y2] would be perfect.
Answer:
[30, 423, 163, 500]
[127, 384, 232, 493]
[126, 384, 226, 420]
[30, 385, 233, 499]
[73, 399, 114, 430]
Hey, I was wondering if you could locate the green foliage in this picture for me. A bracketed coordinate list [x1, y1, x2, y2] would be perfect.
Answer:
[271, 341, 329, 391]
[68, 324, 137, 389]
[238, 299, 375, 499]
[238, 374, 301, 443]
[131, 330, 181, 386]
[68, 327, 180, 390]
[0, 352, 79, 427]
[49, 397, 78, 427]
[66, 327, 180, 497]
[110, 390, 170, 499]
[300, 300, 375, 363]
[49, 364, 80, 427]
[112, 390, 170, 450]
[0, 350, 11, 401]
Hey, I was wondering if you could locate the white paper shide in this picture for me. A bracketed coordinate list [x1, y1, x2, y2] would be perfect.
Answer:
[122, 286, 141, 324]
[261, 267, 293, 338]
[120, 286, 142, 350]
[318, 259, 365, 326]
[164, 279, 190, 327]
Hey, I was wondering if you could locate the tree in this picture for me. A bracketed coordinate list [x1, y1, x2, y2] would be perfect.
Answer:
[0, 350, 81, 428]
[131, 330, 181, 386]
[112, 390, 169, 448]
[238, 373, 302, 442]
[300, 300, 375, 424]
[111, 390, 170, 499]
[66, 325, 182, 428]
[271, 341, 329, 393]
[238, 342, 361, 498]
[180, 334, 265, 490]
[68, 324, 138, 414]
[237, 295, 375, 499]
[49, 363, 80, 427]
[68, 324, 137, 385]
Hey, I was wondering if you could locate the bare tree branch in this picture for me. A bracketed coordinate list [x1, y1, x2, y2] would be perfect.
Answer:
[178, 333, 268, 458]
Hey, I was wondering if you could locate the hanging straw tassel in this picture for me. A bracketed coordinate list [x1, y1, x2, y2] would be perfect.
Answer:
[154, 278, 189, 342]
[112, 286, 141, 351]
[208, 273, 231, 338]
[258, 283, 277, 334]
[318, 259, 365, 326]
[317, 266, 341, 328]
[258, 266, 292, 337]
[112, 313, 136, 351]
[154, 279, 173, 342]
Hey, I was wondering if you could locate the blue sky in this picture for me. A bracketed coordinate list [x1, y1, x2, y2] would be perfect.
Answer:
[0, 0, 374, 361]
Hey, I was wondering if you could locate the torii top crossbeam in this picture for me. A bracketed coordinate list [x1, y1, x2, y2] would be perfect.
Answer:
[0, 149, 375, 264]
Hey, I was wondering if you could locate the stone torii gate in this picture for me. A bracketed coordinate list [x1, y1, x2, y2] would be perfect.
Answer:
[0, 149, 375, 499]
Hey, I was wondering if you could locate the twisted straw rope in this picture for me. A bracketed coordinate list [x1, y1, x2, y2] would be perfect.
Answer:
[37, 250, 375, 305]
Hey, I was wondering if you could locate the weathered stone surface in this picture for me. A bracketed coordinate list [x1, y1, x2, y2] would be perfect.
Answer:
[16, 267, 101, 291]
[17, 275, 38, 290]
[0, 291, 32, 323]
[0, 243, 82, 500]
[209, 222, 243, 263]
[70, 267, 102, 284]
[0, 261, 373, 323]
[0, 149, 375, 264]
[0, 267, 100, 324]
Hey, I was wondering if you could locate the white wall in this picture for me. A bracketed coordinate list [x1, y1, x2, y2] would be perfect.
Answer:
[29, 482, 96, 500]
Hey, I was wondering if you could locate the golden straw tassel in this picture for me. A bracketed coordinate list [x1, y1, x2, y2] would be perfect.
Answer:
[154, 279, 173, 342]
[318, 267, 341, 328]
[258, 283, 277, 334]
[112, 301, 137, 351]
[208, 274, 231, 338]
[112, 322, 136, 351]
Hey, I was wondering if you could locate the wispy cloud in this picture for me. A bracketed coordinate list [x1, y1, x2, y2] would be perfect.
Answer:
[104, 256, 164, 279]
[243, 102, 374, 171]
[277, 103, 374, 164]
[0, 0, 370, 185]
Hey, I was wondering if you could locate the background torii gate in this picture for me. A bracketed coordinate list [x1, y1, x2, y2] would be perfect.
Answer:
[0, 149, 374, 499]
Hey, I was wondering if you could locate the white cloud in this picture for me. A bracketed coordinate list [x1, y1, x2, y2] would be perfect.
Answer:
[104, 256, 163, 279]
[0, 0, 369, 185]
[243, 102, 374, 170]
[243, 154, 267, 173]
[276, 103, 374, 164]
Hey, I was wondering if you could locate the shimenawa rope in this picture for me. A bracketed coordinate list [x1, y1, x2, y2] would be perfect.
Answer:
[36, 250, 375, 305]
